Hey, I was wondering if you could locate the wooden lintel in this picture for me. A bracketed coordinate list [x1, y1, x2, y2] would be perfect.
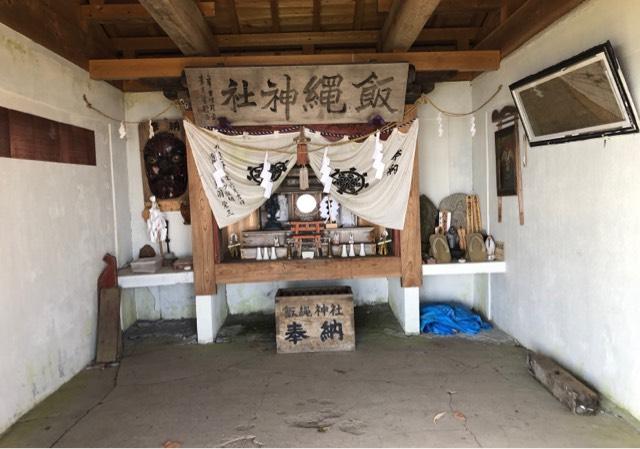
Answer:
[80, 2, 215, 23]
[380, 0, 441, 52]
[111, 28, 481, 53]
[139, 0, 219, 56]
[476, 0, 586, 57]
[214, 257, 402, 284]
[185, 112, 217, 295]
[90, 50, 500, 80]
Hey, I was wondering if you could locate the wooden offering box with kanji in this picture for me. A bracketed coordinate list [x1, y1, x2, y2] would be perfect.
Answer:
[275, 286, 355, 354]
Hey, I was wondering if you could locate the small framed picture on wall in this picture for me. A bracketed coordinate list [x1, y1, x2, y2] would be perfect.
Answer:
[494, 124, 519, 197]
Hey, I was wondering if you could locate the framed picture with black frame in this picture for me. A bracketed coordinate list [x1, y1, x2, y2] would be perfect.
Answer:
[510, 41, 639, 146]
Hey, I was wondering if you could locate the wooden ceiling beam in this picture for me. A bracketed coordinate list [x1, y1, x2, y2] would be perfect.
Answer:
[89, 50, 500, 80]
[475, 0, 586, 57]
[138, 0, 219, 56]
[111, 28, 482, 53]
[380, 0, 441, 52]
[80, 2, 215, 24]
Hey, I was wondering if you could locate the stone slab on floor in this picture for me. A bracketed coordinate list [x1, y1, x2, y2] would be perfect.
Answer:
[1, 305, 639, 448]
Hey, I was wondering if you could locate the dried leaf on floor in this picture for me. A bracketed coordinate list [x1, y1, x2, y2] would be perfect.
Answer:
[162, 440, 182, 448]
[219, 435, 263, 448]
[433, 411, 447, 424]
[453, 411, 466, 421]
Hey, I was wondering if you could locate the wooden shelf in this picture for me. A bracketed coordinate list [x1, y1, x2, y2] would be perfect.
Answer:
[215, 256, 401, 284]
[422, 261, 506, 276]
[118, 266, 194, 288]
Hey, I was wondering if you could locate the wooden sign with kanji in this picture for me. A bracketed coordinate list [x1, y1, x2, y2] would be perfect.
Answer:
[184, 63, 408, 126]
[275, 286, 355, 353]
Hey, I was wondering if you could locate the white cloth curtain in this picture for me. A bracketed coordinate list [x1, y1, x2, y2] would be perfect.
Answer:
[306, 121, 418, 229]
[184, 121, 296, 227]
[184, 120, 419, 229]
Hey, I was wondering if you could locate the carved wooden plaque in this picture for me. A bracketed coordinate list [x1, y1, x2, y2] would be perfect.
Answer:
[275, 286, 355, 353]
[185, 63, 408, 126]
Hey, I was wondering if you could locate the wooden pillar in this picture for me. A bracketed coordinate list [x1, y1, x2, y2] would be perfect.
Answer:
[184, 111, 217, 295]
[400, 105, 422, 287]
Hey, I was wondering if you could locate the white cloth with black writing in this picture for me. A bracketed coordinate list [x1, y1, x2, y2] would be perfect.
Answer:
[184, 120, 418, 229]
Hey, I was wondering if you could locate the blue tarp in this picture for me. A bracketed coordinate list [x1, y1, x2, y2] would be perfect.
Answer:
[420, 303, 492, 335]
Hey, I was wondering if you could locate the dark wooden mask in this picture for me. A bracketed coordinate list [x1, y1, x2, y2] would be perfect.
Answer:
[143, 132, 188, 199]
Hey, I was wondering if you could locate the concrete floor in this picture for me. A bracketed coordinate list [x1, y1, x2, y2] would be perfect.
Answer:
[2, 306, 639, 448]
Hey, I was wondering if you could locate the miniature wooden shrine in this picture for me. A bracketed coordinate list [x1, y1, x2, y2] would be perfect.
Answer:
[184, 105, 422, 295]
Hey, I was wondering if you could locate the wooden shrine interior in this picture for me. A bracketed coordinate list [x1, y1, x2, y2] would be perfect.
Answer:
[0, 0, 588, 295]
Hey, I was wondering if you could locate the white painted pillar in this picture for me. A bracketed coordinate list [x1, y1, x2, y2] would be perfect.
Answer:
[196, 285, 228, 344]
[387, 277, 420, 335]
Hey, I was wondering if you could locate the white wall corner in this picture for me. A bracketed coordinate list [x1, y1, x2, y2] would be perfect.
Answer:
[196, 286, 229, 344]
[387, 278, 420, 335]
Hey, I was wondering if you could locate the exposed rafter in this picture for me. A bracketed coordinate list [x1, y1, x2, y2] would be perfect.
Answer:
[475, 0, 586, 57]
[89, 50, 501, 81]
[138, 0, 219, 56]
[379, 0, 441, 52]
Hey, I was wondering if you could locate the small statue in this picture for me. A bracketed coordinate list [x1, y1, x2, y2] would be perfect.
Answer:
[228, 233, 240, 259]
[485, 235, 496, 261]
[263, 194, 282, 230]
[377, 230, 392, 256]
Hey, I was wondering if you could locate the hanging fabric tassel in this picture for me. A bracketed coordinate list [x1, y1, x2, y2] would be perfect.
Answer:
[259, 152, 273, 198]
[437, 112, 444, 138]
[295, 126, 310, 190]
[372, 131, 385, 179]
[470, 115, 476, 137]
[320, 147, 332, 193]
[118, 121, 126, 139]
[148, 119, 155, 138]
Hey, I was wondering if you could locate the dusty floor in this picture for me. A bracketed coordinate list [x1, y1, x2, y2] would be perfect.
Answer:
[2, 306, 639, 448]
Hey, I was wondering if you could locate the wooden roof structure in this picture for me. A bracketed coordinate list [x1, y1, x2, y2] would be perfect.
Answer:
[0, 0, 586, 94]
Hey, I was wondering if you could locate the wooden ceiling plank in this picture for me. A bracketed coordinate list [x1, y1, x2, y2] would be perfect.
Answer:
[353, 0, 365, 30]
[138, 0, 219, 56]
[89, 50, 500, 80]
[475, 0, 586, 57]
[0, 0, 115, 70]
[379, 0, 441, 52]
[111, 28, 481, 52]
[81, 2, 216, 24]
[378, 0, 501, 13]
[270, 0, 281, 32]
[312, 0, 321, 31]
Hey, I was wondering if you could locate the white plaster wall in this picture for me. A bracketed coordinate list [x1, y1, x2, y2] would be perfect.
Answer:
[0, 24, 127, 433]
[471, 0, 640, 419]
[417, 83, 482, 308]
[124, 92, 190, 260]
[123, 93, 196, 321]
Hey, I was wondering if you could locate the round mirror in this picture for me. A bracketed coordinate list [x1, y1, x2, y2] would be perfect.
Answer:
[296, 194, 317, 214]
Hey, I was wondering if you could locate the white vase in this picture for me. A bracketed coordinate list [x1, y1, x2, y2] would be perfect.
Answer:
[359, 243, 366, 257]
[270, 247, 277, 260]
[349, 243, 355, 257]
[341, 244, 348, 258]
[256, 247, 262, 260]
